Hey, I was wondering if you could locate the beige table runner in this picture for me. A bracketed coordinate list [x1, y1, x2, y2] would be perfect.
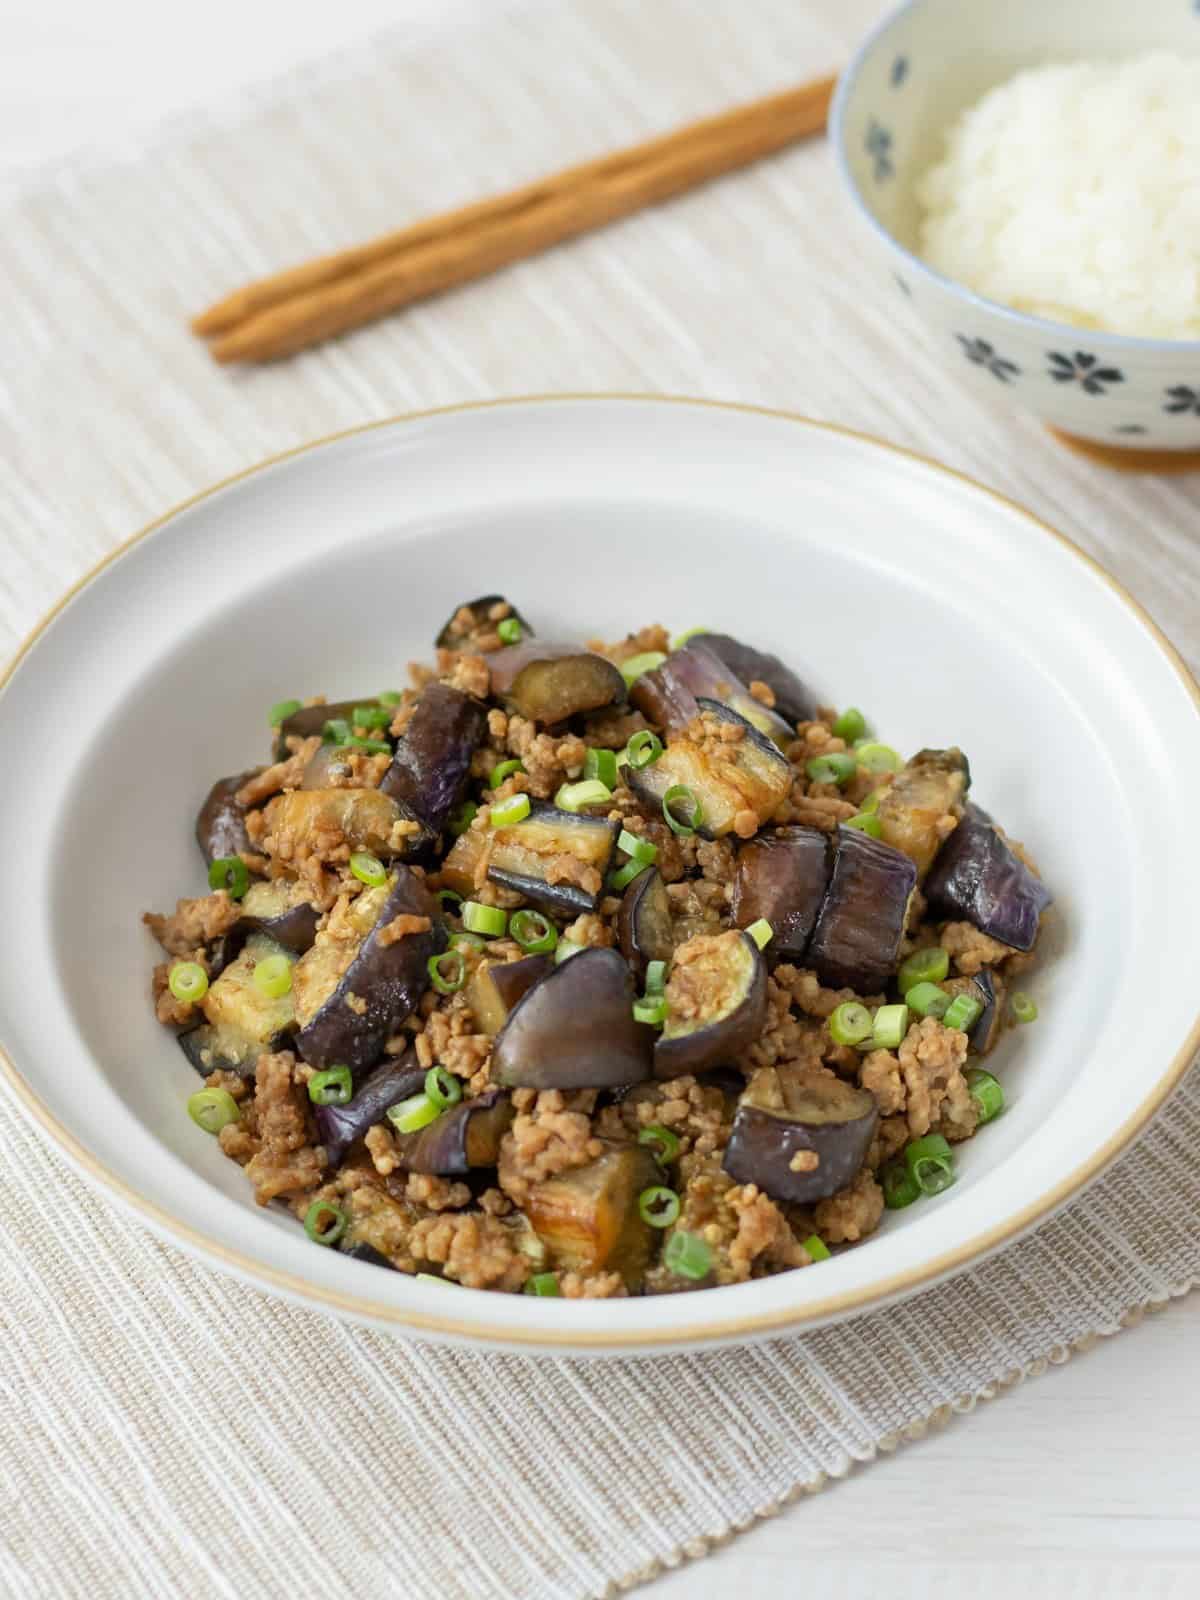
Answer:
[3, 2, 1200, 1595]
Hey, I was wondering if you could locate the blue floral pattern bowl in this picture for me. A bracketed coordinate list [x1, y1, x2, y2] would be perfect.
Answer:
[831, 0, 1200, 456]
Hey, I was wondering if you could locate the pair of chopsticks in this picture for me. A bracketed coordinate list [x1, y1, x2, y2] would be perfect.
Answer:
[192, 75, 836, 365]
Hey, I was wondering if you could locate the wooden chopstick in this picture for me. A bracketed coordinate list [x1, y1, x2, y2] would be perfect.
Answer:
[194, 74, 835, 364]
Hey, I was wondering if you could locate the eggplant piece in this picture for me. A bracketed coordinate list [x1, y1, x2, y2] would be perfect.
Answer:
[924, 804, 1052, 952]
[655, 931, 766, 1080]
[723, 1066, 878, 1205]
[622, 698, 791, 840]
[807, 826, 917, 993]
[379, 682, 486, 834]
[263, 787, 430, 860]
[465, 955, 553, 1036]
[731, 826, 832, 963]
[876, 748, 970, 878]
[235, 878, 320, 955]
[617, 868, 676, 978]
[488, 641, 625, 725]
[177, 933, 295, 1077]
[491, 947, 653, 1090]
[526, 1141, 661, 1287]
[942, 969, 1006, 1055]
[338, 1241, 399, 1271]
[390, 1089, 514, 1175]
[439, 827, 486, 898]
[299, 744, 359, 789]
[436, 595, 533, 652]
[294, 868, 445, 1072]
[275, 698, 383, 756]
[313, 1050, 427, 1166]
[686, 632, 817, 725]
[487, 800, 619, 916]
[631, 642, 794, 746]
[195, 771, 258, 866]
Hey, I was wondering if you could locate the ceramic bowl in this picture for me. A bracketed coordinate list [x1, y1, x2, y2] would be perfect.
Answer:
[831, 0, 1200, 459]
[2, 396, 1198, 1355]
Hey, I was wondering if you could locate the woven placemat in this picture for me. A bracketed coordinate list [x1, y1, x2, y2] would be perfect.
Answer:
[2, 3, 1199, 1596]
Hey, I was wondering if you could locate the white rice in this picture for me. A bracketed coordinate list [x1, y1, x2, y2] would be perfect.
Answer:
[915, 53, 1200, 339]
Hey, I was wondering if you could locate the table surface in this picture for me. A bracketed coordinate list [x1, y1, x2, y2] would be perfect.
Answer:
[2, 2, 1197, 1595]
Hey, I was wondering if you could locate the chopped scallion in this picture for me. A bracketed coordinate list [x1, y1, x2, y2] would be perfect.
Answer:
[497, 617, 522, 644]
[448, 801, 477, 836]
[304, 1200, 347, 1246]
[881, 1159, 921, 1210]
[805, 752, 857, 788]
[638, 1123, 680, 1163]
[638, 1185, 681, 1228]
[425, 1065, 463, 1110]
[620, 651, 667, 687]
[609, 860, 650, 893]
[461, 901, 507, 937]
[435, 889, 463, 911]
[524, 1272, 560, 1296]
[555, 938, 584, 965]
[843, 812, 882, 838]
[349, 850, 387, 888]
[801, 1233, 831, 1262]
[624, 730, 663, 770]
[1011, 991, 1039, 1024]
[584, 748, 618, 788]
[871, 1003, 909, 1050]
[427, 950, 467, 995]
[904, 1133, 956, 1196]
[208, 856, 249, 900]
[662, 784, 703, 837]
[854, 741, 903, 773]
[966, 1066, 1005, 1125]
[187, 1087, 239, 1135]
[489, 793, 531, 828]
[168, 961, 208, 1005]
[832, 707, 867, 742]
[377, 691, 402, 707]
[905, 981, 950, 1020]
[308, 1066, 353, 1106]
[943, 992, 983, 1033]
[387, 1094, 440, 1135]
[617, 828, 657, 866]
[269, 697, 302, 726]
[352, 704, 392, 730]
[663, 1230, 712, 1280]
[252, 954, 293, 998]
[322, 717, 352, 745]
[489, 759, 524, 788]
[670, 627, 710, 650]
[829, 1001, 872, 1047]
[510, 909, 558, 955]
[745, 918, 773, 951]
[898, 946, 950, 994]
[554, 779, 612, 812]
[644, 960, 667, 995]
[633, 995, 669, 1026]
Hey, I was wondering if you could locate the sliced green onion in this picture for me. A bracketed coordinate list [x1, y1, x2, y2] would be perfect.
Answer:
[898, 946, 950, 994]
[168, 961, 208, 1005]
[322, 717, 352, 744]
[746, 918, 773, 951]
[377, 690, 402, 707]
[644, 960, 667, 995]
[489, 759, 524, 788]
[832, 707, 867, 742]
[618, 828, 657, 866]
[425, 1065, 463, 1110]
[352, 704, 392, 730]
[801, 1233, 831, 1262]
[638, 1123, 681, 1163]
[943, 993, 983, 1033]
[554, 779, 612, 813]
[555, 939, 584, 964]
[341, 736, 391, 754]
[427, 950, 467, 995]
[662, 784, 703, 837]
[671, 626, 710, 650]
[829, 1001, 872, 1047]
[805, 752, 857, 788]
[510, 909, 558, 955]
[859, 789, 882, 815]
[415, 1273, 451, 1286]
[304, 1200, 347, 1246]
[269, 697, 302, 726]
[624, 730, 663, 770]
[524, 1272, 560, 1296]
[844, 812, 882, 838]
[252, 954, 293, 998]
[1011, 991, 1039, 1024]
[664, 1230, 712, 1280]
[638, 1185, 681, 1228]
[187, 1087, 240, 1135]
[966, 1066, 1005, 1125]
[905, 981, 950, 1020]
[462, 901, 507, 937]
[451, 931, 486, 953]
[349, 850, 387, 888]
[387, 1094, 440, 1135]
[448, 801, 477, 836]
[881, 1158, 921, 1210]
[904, 1133, 956, 1196]
[208, 856, 250, 900]
[855, 742, 903, 774]
[620, 651, 667, 687]
[871, 1003, 910, 1050]
[308, 1066, 353, 1106]
[609, 860, 650, 893]
[436, 888, 463, 911]
[584, 747, 618, 788]
[633, 995, 669, 1026]
[497, 616, 522, 644]
[490, 793, 531, 828]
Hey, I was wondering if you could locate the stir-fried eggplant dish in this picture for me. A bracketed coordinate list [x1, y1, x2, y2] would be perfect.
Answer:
[145, 599, 1051, 1298]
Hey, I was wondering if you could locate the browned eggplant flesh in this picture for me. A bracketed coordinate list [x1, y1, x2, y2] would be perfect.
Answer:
[488, 641, 625, 724]
[655, 931, 766, 1079]
[487, 801, 619, 915]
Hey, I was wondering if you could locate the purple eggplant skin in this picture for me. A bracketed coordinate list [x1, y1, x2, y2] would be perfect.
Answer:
[924, 804, 1052, 953]
[313, 1051, 428, 1167]
[295, 868, 445, 1073]
[234, 878, 320, 955]
[631, 642, 793, 746]
[195, 771, 258, 866]
[722, 1067, 878, 1205]
[465, 955, 553, 1036]
[491, 947, 654, 1090]
[338, 1241, 399, 1271]
[390, 1089, 515, 1175]
[275, 698, 381, 758]
[654, 931, 767, 1080]
[487, 800, 619, 916]
[487, 641, 626, 725]
[731, 827, 832, 963]
[944, 968, 1006, 1055]
[436, 595, 533, 652]
[617, 868, 676, 978]
[807, 826, 917, 993]
[380, 683, 486, 835]
[686, 633, 817, 726]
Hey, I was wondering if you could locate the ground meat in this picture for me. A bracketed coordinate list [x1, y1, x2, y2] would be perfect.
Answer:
[203, 1068, 252, 1101]
[596, 1074, 728, 1159]
[748, 680, 775, 707]
[657, 1155, 807, 1286]
[502, 717, 587, 799]
[695, 837, 736, 886]
[343, 1187, 423, 1271]
[239, 1050, 326, 1205]
[897, 1015, 976, 1139]
[775, 785, 859, 832]
[939, 921, 1020, 975]
[411, 996, 492, 1092]
[498, 1090, 604, 1206]
[364, 1124, 401, 1175]
[401, 1172, 472, 1212]
[584, 708, 652, 749]
[859, 1047, 906, 1115]
[775, 964, 878, 1021]
[234, 736, 322, 808]
[737, 975, 826, 1075]
[560, 912, 615, 949]
[143, 892, 241, 957]
[377, 913, 432, 948]
[478, 1186, 512, 1217]
[590, 624, 670, 665]
[867, 1114, 911, 1170]
[559, 1270, 627, 1299]
[316, 749, 391, 789]
[410, 1212, 530, 1290]
[814, 1169, 884, 1244]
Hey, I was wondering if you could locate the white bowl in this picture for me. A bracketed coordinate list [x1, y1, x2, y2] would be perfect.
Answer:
[2, 396, 1197, 1355]
[832, 0, 1200, 454]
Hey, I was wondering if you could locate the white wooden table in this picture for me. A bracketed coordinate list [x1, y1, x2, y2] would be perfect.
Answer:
[3, 3, 1197, 1593]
